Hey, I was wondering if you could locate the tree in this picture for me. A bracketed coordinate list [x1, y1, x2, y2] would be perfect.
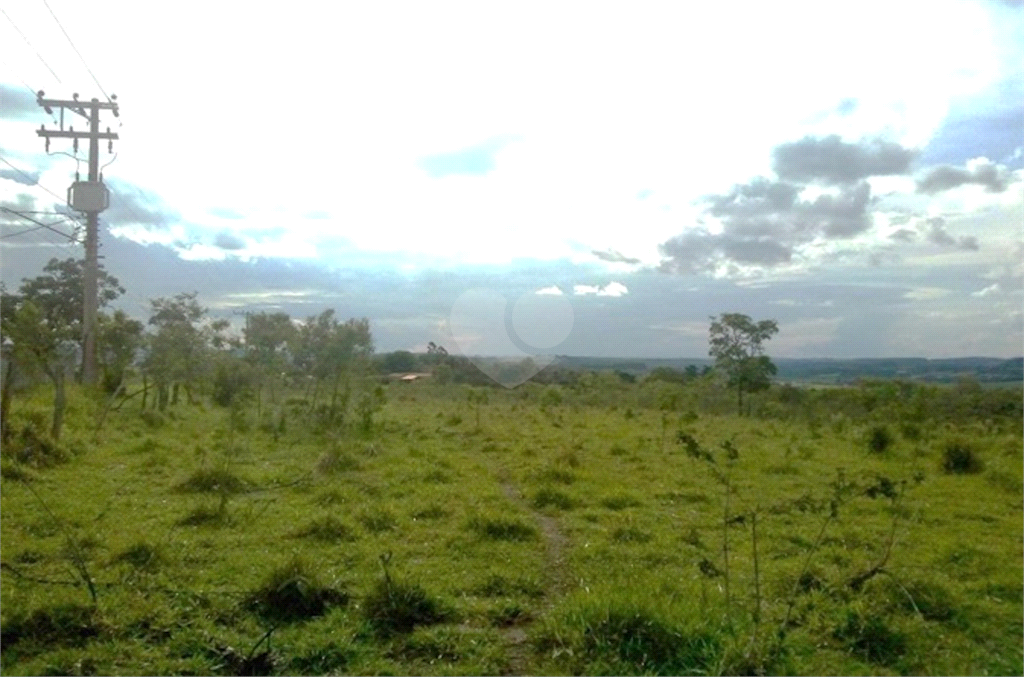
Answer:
[144, 292, 229, 409]
[708, 313, 779, 415]
[243, 311, 297, 410]
[381, 350, 416, 374]
[16, 257, 124, 380]
[3, 299, 74, 440]
[293, 310, 373, 424]
[96, 310, 144, 394]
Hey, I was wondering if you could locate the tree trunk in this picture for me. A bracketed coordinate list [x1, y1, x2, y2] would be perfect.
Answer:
[1, 358, 15, 442]
[737, 384, 743, 417]
[141, 374, 148, 410]
[172, 383, 180, 405]
[51, 364, 66, 441]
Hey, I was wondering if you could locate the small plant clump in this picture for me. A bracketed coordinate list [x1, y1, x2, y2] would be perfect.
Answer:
[363, 575, 448, 636]
[245, 556, 349, 623]
[867, 425, 893, 454]
[0, 603, 105, 654]
[467, 515, 537, 541]
[833, 608, 906, 666]
[175, 467, 251, 494]
[941, 438, 984, 474]
[538, 600, 722, 675]
[533, 487, 575, 510]
[292, 515, 358, 542]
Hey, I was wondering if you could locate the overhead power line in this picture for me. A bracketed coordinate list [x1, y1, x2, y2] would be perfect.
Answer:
[0, 207, 80, 243]
[0, 7, 62, 84]
[0, 154, 84, 226]
[41, 0, 111, 102]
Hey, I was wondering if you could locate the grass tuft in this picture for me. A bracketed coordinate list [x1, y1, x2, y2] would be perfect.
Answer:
[600, 493, 642, 510]
[245, 556, 349, 623]
[833, 608, 906, 666]
[538, 599, 721, 674]
[111, 541, 165, 571]
[0, 603, 104, 654]
[293, 515, 358, 542]
[175, 467, 250, 494]
[533, 487, 575, 510]
[363, 577, 448, 636]
[467, 515, 537, 541]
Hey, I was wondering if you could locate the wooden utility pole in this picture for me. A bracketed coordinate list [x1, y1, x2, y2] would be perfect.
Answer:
[36, 92, 119, 386]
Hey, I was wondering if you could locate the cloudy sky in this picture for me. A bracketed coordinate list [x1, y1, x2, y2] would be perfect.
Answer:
[1, 1, 1021, 359]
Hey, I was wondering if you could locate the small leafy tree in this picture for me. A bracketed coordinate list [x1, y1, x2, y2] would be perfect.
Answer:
[16, 257, 125, 379]
[708, 313, 779, 415]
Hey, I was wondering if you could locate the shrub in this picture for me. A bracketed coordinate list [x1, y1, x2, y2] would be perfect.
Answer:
[245, 556, 349, 623]
[1, 425, 69, 468]
[363, 577, 447, 636]
[867, 425, 893, 454]
[941, 438, 984, 474]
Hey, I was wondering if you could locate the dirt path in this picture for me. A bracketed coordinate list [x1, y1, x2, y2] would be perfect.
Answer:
[494, 469, 573, 675]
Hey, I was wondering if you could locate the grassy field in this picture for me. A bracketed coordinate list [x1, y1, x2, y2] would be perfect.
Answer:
[1, 378, 1021, 675]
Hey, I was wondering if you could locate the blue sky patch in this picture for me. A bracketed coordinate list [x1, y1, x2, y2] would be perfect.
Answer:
[418, 137, 514, 177]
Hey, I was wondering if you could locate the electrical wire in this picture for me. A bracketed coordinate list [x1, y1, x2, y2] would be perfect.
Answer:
[0, 7, 62, 85]
[0, 207, 80, 243]
[0, 154, 63, 203]
[0, 154, 85, 230]
[41, 0, 111, 103]
[0, 58, 60, 125]
[0, 218, 74, 240]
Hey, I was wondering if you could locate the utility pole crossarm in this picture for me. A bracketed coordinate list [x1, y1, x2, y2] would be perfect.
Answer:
[36, 128, 119, 140]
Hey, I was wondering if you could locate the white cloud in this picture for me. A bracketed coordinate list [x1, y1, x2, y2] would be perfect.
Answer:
[597, 282, 629, 297]
[535, 285, 563, 296]
[972, 283, 1001, 297]
[574, 282, 629, 297]
[903, 287, 952, 301]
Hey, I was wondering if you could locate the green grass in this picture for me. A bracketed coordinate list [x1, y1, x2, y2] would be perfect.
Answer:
[0, 380, 1020, 674]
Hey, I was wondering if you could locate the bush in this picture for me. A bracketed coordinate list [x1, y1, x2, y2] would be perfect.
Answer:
[1, 424, 69, 468]
[941, 438, 984, 474]
[867, 425, 893, 454]
[363, 577, 447, 636]
[245, 556, 349, 623]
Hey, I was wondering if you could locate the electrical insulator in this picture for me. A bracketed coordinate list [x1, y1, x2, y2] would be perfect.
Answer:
[107, 140, 112, 153]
